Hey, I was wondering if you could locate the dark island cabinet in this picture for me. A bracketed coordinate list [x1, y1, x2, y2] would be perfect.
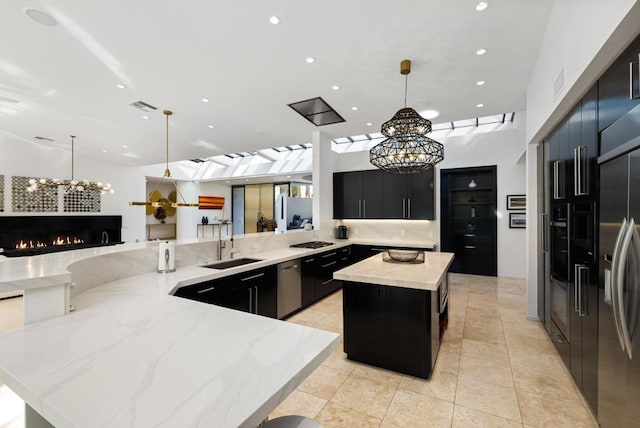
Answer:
[343, 280, 441, 379]
[598, 31, 640, 135]
[334, 169, 435, 220]
[173, 266, 277, 318]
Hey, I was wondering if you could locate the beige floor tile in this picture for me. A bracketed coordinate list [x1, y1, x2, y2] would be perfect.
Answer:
[315, 401, 382, 428]
[461, 339, 510, 363]
[463, 324, 506, 346]
[321, 347, 359, 374]
[269, 389, 327, 420]
[458, 353, 514, 387]
[453, 404, 524, 428]
[351, 363, 406, 388]
[516, 389, 597, 428]
[384, 388, 454, 428]
[455, 376, 521, 422]
[398, 371, 458, 402]
[433, 348, 461, 375]
[330, 374, 396, 419]
[298, 365, 349, 400]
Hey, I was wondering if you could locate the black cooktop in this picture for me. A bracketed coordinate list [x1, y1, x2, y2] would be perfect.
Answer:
[290, 241, 335, 249]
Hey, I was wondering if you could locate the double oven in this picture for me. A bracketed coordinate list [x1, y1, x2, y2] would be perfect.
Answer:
[550, 202, 595, 341]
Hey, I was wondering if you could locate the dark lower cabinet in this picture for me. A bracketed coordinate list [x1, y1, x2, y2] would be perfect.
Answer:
[173, 266, 277, 318]
[301, 247, 351, 306]
[343, 280, 442, 379]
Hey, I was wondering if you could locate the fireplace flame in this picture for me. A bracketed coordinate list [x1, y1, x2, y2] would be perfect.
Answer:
[15, 240, 48, 249]
[52, 236, 85, 246]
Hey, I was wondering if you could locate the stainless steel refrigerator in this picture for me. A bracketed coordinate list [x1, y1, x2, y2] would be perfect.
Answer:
[598, 105, 640, 427]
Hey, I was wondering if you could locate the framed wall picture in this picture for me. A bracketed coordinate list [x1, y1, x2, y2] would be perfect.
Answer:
[509, 212, 526, 228]
[506, 194, 526, 210]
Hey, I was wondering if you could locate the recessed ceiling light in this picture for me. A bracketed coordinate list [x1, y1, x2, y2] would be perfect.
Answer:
[202, 98, 209, 103]
[477, 103, 485, 108]
[476, 49, 487, 56]
[142, 115, 149, 119]
[122, 145, 128, 149]
[351, 106, 358, 111]
[305, 57, 315, 64]
[208, 124, 214, 129]
[476, 80, 486, 86]
[25, 9, 58, 26]
[419, 109, 440, 120]
[332, 85, 340, 91]
[269, 16, 280, 24]
[476, 2, 488, 11]
[366, 122, 372, 126]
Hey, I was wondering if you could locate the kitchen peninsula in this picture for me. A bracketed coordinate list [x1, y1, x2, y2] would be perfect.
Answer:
[335, 251, 453, 378]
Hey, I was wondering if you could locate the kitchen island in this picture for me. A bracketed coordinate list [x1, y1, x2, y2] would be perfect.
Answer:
[334, 251, 453, 379]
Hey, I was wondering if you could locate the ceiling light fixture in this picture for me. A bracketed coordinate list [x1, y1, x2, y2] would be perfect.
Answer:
[476, 2, 488, 11]
[27, 135, 114, 194]
[269, 16, 280, 24]
[305, 57, 315, 64]
[476, 49, 486, 55]
[129, 110, 199, 208]
[369, 59, 444, 174]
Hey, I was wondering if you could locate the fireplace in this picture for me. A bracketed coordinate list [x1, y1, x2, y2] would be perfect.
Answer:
[0, 216, 122, 257]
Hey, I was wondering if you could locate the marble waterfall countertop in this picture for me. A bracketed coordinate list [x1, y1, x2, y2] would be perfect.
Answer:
[0, 244, 348, 427]
[334, 251, 454, 291]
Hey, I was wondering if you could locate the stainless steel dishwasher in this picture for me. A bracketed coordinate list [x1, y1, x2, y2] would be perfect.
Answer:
[277, 259, 302, 318]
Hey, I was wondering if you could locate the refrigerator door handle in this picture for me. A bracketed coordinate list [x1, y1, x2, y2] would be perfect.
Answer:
[611, 218, 628, 352]
[617, 218, 635, 359]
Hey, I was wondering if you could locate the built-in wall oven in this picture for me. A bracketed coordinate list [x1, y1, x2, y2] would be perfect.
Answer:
[550, 204, 570, 340]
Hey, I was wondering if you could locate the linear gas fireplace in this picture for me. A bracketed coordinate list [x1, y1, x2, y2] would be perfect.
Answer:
[0, 216, 122, 257]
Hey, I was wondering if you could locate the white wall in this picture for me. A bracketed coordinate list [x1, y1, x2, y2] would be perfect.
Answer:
[526, 0, 640, 144]
[335, 114, 528, 278]
[0, 135, 146, 243]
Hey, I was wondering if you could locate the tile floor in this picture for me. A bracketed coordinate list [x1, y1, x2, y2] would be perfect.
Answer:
[0, 274, 598, 427]
[270, 274, 599, 427]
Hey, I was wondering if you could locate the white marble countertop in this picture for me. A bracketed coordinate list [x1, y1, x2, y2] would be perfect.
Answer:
[334, 251, 454, 291]
[0, 261, 339, 427]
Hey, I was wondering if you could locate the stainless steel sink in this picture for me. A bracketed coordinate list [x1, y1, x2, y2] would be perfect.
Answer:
[202, 258, 262, 270]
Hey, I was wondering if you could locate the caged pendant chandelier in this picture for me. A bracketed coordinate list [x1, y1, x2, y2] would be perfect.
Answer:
[129, 109, 199, 209]
[369, 59, 444, 174]
[26, 135, 114, 194]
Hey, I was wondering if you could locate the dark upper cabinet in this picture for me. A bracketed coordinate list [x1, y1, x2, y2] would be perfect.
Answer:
[598, 32, 640, 135]
[333, 170, 384, 219]
[335, 169, 435, 220]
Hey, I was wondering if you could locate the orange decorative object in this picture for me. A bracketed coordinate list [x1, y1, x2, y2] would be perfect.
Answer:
[198, 196, 225, 209]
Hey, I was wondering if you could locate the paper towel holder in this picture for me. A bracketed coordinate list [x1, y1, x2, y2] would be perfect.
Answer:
[158, 240, 176, 273]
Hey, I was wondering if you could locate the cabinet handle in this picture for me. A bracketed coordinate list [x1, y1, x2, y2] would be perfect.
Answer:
[322, 261, 337, 268]
[197, 286, 216, 294]
[241, 272, 265, 282]
[321, 252, 337, 258]
[253, 286, 258, 314]
[574, 145, 588, 196]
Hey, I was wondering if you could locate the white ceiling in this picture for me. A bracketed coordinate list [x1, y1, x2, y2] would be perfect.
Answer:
[0, 0, 554, 167]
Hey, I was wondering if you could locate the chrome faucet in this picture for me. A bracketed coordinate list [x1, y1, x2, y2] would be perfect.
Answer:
[217, 220, 233, 260]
